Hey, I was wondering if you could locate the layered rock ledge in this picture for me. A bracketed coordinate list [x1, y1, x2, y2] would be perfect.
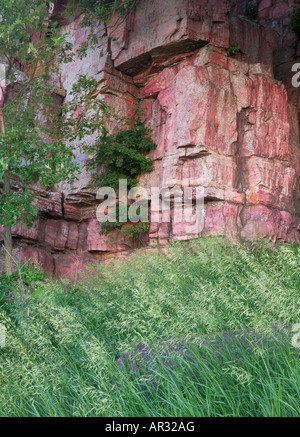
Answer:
[1, 0, 299, 277]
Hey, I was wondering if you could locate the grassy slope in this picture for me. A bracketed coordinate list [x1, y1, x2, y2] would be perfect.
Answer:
[0, 237, 299, 417]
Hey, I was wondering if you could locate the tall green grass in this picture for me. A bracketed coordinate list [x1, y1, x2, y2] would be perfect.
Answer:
[0, 237, 299, 417]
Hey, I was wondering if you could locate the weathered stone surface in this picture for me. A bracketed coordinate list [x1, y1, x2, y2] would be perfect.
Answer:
[109, 0, 231, 76]
[44, 220, 67, 249]
[18, 247, 55, 276]
[11, 220, 41, 241]
[241, 157, 297, 211]
[229, 15, 275, 68]
[240, 205, 300, 242]
[86, 220, 130, 252]
[203, 203, 241, 239]
[66, 223, 80, 250]
[238, 74, 290, 159]
[32, 191, 62, 218]
[87, 220, 117, 252]
[54, 254, 93, 279]
[4, 0, 299, 277]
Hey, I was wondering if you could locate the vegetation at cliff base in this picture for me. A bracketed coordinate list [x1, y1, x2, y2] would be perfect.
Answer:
[0, 238, 299, 417]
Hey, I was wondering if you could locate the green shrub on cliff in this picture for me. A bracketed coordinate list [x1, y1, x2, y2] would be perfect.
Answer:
[246, 1, 258, 20]
[227, 42, 239, 57]
[84, 100, 156, 245]
[86, 102, 156, 190]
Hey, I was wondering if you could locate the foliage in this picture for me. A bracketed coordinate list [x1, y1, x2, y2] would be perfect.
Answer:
[0, 238, 299, 416]
[102, 221, 150, 247]
[99, 203, 128, 236]
[246, 1, 258, 20]
[99, 205, 150, 248]
[75, 0, 139, 23]
[0, 1, 121, 274]
[86, 102, 157, 190]
[227, 42, 239, 57]
[119, 222, 149, 246]
[291, 1, 300, 38]
[100, 217, 123, 235]
[62, 75, 107, 144]
[0, 0, 149, 274]
[0, 262, 44, 305]
[0, 0, 81, 232]
[71, 0, 141, 58]
[87, 101, 155, 244]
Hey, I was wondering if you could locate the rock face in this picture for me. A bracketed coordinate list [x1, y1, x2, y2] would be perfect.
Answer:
[1, 0, 299, 277]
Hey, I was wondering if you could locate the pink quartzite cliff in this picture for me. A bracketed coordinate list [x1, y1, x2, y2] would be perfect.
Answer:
[2, 0, 300, 277]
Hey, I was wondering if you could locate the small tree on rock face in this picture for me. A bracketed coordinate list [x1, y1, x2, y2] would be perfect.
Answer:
[0, 0, 107, 275]
[0, 0, 81, 275]
[0, 0, 143, 275]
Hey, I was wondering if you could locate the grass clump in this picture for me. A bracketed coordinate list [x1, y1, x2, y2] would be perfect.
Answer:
[0, 238, 299, 417]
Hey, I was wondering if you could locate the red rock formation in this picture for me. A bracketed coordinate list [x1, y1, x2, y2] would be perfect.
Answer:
[1, 0, 299, 277]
